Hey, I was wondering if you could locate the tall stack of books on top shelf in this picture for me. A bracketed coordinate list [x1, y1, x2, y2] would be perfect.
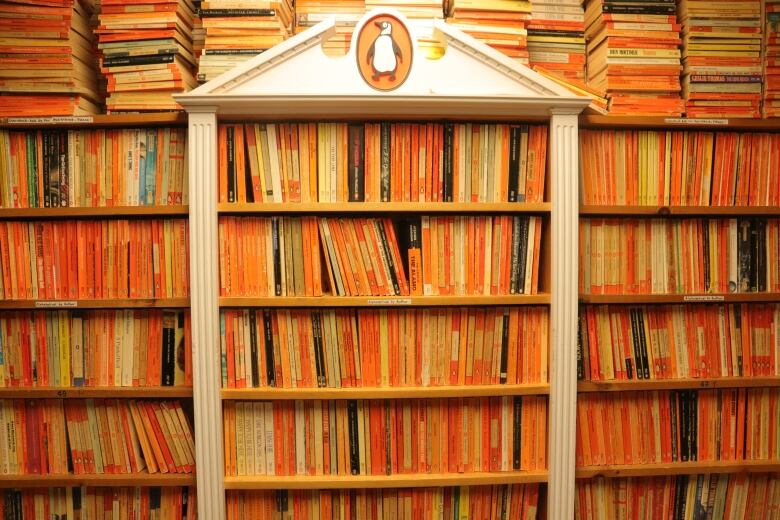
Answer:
[365, 1, 446, 57]
[96, 0, 197, 112]
[528, 0, 586, 81]
[764, 0, 780, 116]
[584, 0, 684, 116]
[679, 0, 763, 118]
[446, 0, 532, 66]
[294, 0, 365, 57]
[196, 1, 293, 83]
[0, 0, 101, 117]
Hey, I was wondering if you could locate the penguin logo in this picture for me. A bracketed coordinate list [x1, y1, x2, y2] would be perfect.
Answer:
[356, 14, 413, 91]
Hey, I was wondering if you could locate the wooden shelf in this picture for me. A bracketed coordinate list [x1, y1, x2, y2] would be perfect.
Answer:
[220, 294, 550, 307]
[0, 472, 196, 488]
[0, 386, 193, 399]
[0, 205, 189, 219]
[578, 377, 780, 393]
[580, 205, 780, 217]
[0, 298, 190, 310]
[579, 115, 780, 131]
[221, 384, 549, 400]
[576, 461, 780, 479]
[223, 471, 549, 490]
[218, 202, 551, 214]
[0, 112, 187, 129]
[579, 293, 780, 304]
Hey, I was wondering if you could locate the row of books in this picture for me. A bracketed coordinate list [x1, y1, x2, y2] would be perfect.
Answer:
[766, 1, 780, 117]
[1, 486, 195, 520]
[579, 130, 780, 207]
[678, 1, 763, 118]
[576, 474, 780, 520]
[227, 485, 540, 520]
[584, 0, 684, 116]
[219, 307, 548, 389]
[0, 0, 101, 117]
[0, 219, 190, 300]
[0, 399, 193, 475]
[0, 127, 188, 209]
[578, 304, 780, 381]
[0, 310, 191, 388]
[219, 122, 548, 204]
[219, 215, 542, 297]
[577, 388, 779, 466]
[579, 218, 780, 295]
[196, 1, 293, 83]
[223, 397, 547, 476]
[97, 0, 197, 112]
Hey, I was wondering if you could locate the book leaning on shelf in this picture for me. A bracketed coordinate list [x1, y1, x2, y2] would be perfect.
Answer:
[0, 399, 194, 475]
[579, 218, 780, 295]
[576, 474, 780, 519]
[218, 122, 547, 203]
[578, 304, 780, 381]
[1, 486, 195, 520]
[223, 397, 546, 477]
[228, 485, 540, 520]
[219, 215, 542, 297]
[0, 219, 189, 300]
[0, 128, 188, 209]
[220, 307, 547, 389]
[0, 310, 192, 388]
[577, 388, 779, 466]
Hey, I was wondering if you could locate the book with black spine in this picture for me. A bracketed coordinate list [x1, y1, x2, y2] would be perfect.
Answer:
[262, 310, 275, 386]
[348, 123, 365, 202]
[380, 123, 391, 202]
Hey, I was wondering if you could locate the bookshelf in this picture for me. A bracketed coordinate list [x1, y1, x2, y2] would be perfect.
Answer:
[0, 114, 195, 493]
[575, 115, 780, 490]
[178, 10, 588, 519]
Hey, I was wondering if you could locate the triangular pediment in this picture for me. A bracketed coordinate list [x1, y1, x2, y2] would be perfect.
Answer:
[177, 10, 589, 117]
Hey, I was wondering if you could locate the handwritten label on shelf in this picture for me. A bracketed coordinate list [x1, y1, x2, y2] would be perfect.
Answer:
[6, 116, 94, 124]
[35, 301, 78, 308]
[366, 298, 413, 305]
[664, 118, 729, 126]
[683, 295, 725, 302]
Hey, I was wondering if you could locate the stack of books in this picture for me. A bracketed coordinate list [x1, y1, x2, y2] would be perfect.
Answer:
[197, 1, 293, 83]
[294, 0, 364, 57]
[764, 0, 780, 117]
[528, 0, 586, 81]
[679, 0, 763, 118]
[96, 0, 197, 112]
[446, 0, 532, 65]
[0, 0, 101, 116]
[584, 0, 684, 116]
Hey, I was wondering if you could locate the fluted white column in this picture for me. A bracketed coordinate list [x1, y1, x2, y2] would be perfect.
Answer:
[547, 109, 580, 520]
[188, 109, 226, 520]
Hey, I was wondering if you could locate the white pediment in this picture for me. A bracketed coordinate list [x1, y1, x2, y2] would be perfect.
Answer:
[176, 9, 589, 117]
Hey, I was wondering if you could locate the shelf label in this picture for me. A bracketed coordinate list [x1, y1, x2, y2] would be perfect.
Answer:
[35, 300, 78, 308]
[366, 298, 412, 305]
[664, 118, 729, 126]
[683, 295, 725, 302]
[5, 116, 94, 124]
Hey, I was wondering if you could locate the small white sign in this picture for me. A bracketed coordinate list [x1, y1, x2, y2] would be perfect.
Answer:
[35, 300, 78, 308]
[664, 118, 729, 126]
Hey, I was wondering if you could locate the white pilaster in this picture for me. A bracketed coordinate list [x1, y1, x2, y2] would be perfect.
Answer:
[188, 109, 225, 520]
[547, 109, 580, 520]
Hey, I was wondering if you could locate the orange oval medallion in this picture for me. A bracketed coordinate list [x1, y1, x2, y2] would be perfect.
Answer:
[356, 14, 414, 91]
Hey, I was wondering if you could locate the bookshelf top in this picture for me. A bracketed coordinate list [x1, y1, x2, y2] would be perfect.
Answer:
[580, 115, 780, 131]
[0, 113, 187, 129]
[176, 11, 589, 118]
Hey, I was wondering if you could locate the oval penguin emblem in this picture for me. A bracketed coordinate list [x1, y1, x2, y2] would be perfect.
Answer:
[356, 14, 413, 91]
